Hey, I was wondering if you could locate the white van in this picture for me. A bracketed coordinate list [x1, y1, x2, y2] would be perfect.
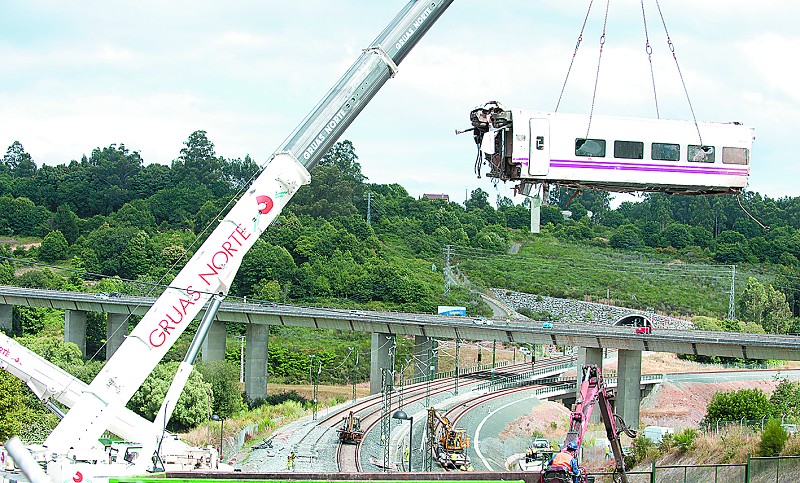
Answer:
[642, 426, 674, 444]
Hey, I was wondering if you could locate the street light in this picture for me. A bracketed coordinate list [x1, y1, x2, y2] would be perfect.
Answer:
[210, 414, 224, 460]
[392, 410, 413, 472]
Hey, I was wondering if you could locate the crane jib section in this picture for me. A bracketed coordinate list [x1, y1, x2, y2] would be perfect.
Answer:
[284, 0, 455, 171]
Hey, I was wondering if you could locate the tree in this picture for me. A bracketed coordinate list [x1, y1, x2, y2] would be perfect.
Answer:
[739, 278, 792, 333]
[759, 419, 788, 456]
[465, 188, 490, 211]
[127, 361, 212, 431]
[704, 388, 775, 423]
[0, 371, 25, 440]
[770, 378, 800, 421]
[196, 360, 245, 417]
[318, 140, 366, 183]
[3, 141, 37, 178]
[610, 224, 644, 250]
[661, 223, 693, 249]
[52, 205, 81, 245]
[171, 130, 227, 196]
[38, 230, 69, 262]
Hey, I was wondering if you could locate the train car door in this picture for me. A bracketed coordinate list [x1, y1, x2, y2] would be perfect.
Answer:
[528, 118, 550, 176]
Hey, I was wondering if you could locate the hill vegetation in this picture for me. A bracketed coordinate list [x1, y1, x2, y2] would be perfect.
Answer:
[1, 134, 800, 441]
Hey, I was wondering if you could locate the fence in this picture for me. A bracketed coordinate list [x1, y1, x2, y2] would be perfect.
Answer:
[702, 417, 798, 435]
[586, 456, 800, 482]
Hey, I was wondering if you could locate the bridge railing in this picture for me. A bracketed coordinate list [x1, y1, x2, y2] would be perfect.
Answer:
[400, 360, 511, 387]
[477, 372, 665, 394]
[474, 361, 577, 391]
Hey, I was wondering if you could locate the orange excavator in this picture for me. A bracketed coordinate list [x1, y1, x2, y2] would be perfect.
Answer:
[337, 411, 364, 444]
[427, 407, 471, 470]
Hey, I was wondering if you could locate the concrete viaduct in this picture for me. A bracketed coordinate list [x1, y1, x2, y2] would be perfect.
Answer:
[3, 286, 800, 427]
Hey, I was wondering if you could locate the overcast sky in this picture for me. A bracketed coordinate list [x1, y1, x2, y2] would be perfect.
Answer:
[1, 1, 795, 208]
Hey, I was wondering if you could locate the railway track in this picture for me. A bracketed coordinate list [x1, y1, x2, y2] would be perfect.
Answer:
[327, 356, 575, 472]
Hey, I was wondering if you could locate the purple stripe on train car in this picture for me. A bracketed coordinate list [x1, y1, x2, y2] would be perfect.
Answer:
[550, 159, 748, 176]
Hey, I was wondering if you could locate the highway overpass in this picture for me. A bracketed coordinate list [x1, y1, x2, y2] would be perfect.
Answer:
[3, 285, 800, 426]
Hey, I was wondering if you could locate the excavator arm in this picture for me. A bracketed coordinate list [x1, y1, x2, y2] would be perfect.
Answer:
[555, 365, 636, 483]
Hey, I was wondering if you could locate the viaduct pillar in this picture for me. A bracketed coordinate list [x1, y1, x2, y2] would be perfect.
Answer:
[64, 309, 87, 357]
[201, 319, 227, 362]
[616, 349, 642, 428]
[370, 332, 395, 395]
[0, 304, 12, 332]
[106, 313, 128, 360]
[413, 335, 438, 381]
[245, 323, 269, 401]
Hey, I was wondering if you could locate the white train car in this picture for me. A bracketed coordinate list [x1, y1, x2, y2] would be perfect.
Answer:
[470, 103, 754, 195]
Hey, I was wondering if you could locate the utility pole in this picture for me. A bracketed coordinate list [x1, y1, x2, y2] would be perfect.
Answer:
[381, 337, 396, 471]
[491, 340, 496, 384]
[364, 191, 373, 225]
[444, 244, 452, 297]
[729, 265, 736, 321]
[351, 348, 359, 403]
[309, 355, 319, 420]
[454, 339, 460, 396]
[235, 335, 245, 383]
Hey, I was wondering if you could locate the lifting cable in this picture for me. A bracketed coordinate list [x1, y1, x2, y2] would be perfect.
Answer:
[736, 194, 771, 231]
[554, 0, 595, 113]
[584, 0, 611, 141]
[640, 0, 659, 118]
[654, 0, 703, 146]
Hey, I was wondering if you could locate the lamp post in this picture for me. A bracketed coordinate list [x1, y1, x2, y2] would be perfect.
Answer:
[392, 410, 413, 472]
[210, 414, 224, 459]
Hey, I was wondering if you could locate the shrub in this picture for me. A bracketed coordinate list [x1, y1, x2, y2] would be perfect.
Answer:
[759, 419, 788, 456]
[673, 428, 699, 452]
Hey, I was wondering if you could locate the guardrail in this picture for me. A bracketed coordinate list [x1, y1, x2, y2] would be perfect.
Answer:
[401, 360, 510, 386]
[478, 372, 665, 395]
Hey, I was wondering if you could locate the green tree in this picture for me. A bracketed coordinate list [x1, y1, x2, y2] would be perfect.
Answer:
[661, 222, 693, 249]
[171, 130, 227, 196]
[128, 362, 212, 431]
[610, 224, 644, 250]
[3, 141, 37, 178]
[0, 371, 25, 440]
[52, 205, 81, 245]
[465, 188, 490, 211]
[196, 360, 245, 417]
[704, 388, 775, 423]
[739, 278, 792, 333]
[759, 419, 788, 456]
[770, 378, 800, 421]
[38, 230, 69, 262]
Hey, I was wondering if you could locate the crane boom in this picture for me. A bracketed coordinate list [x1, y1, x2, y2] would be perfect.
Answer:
[30, 0, 456, 479]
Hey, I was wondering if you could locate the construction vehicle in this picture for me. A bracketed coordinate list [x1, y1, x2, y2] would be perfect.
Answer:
[336, 412, 364, 444]
[427, 407, 471, 470]
[541, 365, 637, 483]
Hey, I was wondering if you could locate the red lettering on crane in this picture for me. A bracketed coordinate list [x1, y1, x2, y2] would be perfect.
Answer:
[73, 471, 83, 482]
[147, 223, 253, 347]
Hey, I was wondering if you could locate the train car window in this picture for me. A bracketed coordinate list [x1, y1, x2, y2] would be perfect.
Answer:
[688, 145, 715, 163]
[722, 147, 749, 165]
[614, 140, 644, 159]
[652, 143, 680, 161]
[575, 138, 606, 157]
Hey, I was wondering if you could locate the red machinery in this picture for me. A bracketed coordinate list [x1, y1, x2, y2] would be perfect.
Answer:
[542, 365, 637, 483]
